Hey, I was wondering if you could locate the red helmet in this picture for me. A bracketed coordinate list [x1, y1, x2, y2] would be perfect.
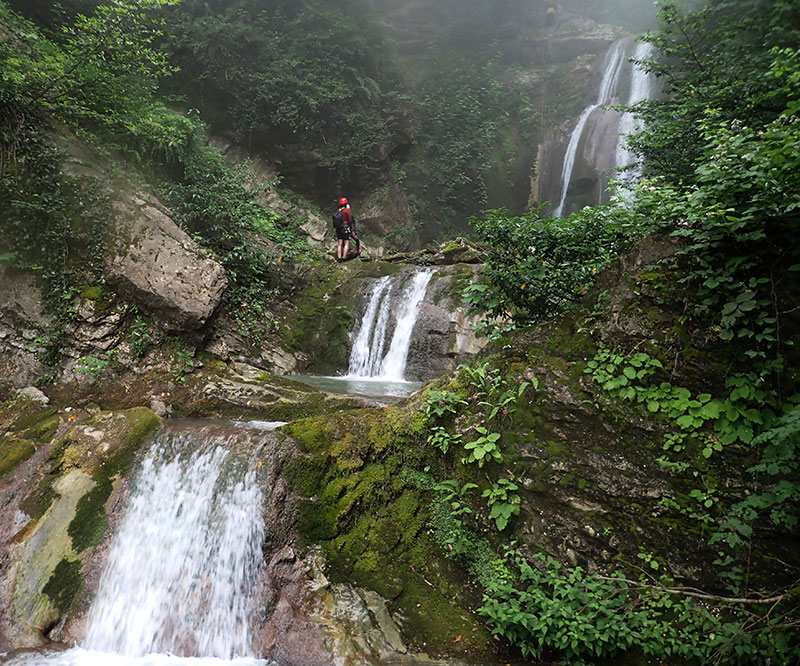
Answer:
[339, 197, 348, 206]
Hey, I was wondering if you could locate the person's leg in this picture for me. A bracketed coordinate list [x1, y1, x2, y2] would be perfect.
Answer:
[337, 239, 344, 260]
[343, 239, 350, 259]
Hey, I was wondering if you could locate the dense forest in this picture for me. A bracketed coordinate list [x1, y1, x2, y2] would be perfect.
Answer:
[1, 0, 799, 664]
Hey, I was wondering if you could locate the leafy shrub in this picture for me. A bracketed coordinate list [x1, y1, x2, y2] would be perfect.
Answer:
[482, 478, 520, 531]
[481, 551, 800, 666]
[469, 204, 650, 326]
[425, 389, 467, 421]
[164, 0, 393, 173]
[462, 426, 502, 467]
[426, 426, 461, 455]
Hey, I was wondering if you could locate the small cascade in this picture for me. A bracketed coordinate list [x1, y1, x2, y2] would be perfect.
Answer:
[378, 269, 433, 380]
[347, 269, 434, 381]
[347, 275, 394, 377]
[83, 426, 267, 660]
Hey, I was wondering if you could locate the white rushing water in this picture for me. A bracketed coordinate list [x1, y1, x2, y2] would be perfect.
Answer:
[346, 269, 433, 381]
[84, 437, 264, 658]
[553, 38, 629, 217]
[614, 41, 656, 176]
[551, 37, 657, 217]
[2, 426, 272, 666]
[347, 275, 393, 377]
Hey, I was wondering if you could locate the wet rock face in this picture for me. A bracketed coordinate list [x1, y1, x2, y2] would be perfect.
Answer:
[105, 191, 228, 331]
[0, 402, 161, 648]
[404, 265, 487, 382]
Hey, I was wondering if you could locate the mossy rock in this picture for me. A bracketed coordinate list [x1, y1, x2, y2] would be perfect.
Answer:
[42, 558, 83, 616]
[0, 437, 36, 478]
[11, 406, 60, 444]
[120, 406, 160, 447]
[65, 407, 160, 553]
[285, 406, 499, 659]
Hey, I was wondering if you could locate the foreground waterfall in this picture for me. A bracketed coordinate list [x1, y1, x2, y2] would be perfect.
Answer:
[551, 37, 656, 217]
[347, 269, 434, 381]
[85, 430, 265, 658]
[2, 424, 274, 666]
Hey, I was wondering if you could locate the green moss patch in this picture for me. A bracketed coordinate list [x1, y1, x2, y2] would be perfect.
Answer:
[20, 438, 70, 520]
[12, 407, 60, 443]
[0, 437, 36, 477]
[42, 558, 82, 616]
[278, 267, 356, 374]
[121, 407, 160, 447]
[285, 405, 497, 658]
[68, 477, 112, 552]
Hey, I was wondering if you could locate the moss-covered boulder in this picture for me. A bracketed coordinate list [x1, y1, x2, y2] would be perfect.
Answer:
[282, 406, 501, 661]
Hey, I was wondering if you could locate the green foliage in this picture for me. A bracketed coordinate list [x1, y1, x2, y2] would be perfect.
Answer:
[631, 0, 800, 183]
[170, 342, 197, 382]
[1, 0, 178, 129]
[481, 551, 800, 666]
[585, 346, 783, 453]
[459, 361, 533, 423]
[75, 354, 111, 376]
[415, 59, 509, 212]
[714, 404, 800, 548]
[462, 426, 502, 468]
[482, 477, 520, 531]
[425, 476, 512, 589]
[586, 345, 800, 554]
[424, 389, 467, 421]
[469, 205, 651, 326]
[426, 426, 461, 455]
[164, 0, 393, 174]
[127, 311, 152, 357]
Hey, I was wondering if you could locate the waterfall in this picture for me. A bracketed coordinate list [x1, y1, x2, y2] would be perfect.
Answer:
[82, 427, 267, 660]
[347, 276, 394, 377]
[614, 41, 656, 177]
[347, 269, 434, 381]
[550, 37, 657, 217]
[553, 38, 628, 217]
[552, 104, 598, 218]
[378, 270, 433, 380]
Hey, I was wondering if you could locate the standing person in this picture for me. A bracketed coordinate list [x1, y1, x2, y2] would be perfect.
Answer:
[343, 201, 360, 257]
[333, 197, 351, 262]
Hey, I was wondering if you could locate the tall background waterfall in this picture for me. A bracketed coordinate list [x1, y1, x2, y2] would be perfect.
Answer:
[547, 36, 657, 217]
[347, 269, 433, 381]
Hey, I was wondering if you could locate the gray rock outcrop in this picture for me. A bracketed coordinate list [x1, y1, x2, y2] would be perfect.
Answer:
[105, 192, 228, 330]
[0, 264, 51, 389]
[405, 265, 487, 382]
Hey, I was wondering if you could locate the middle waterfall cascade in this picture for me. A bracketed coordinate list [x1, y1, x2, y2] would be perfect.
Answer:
[83, 426, 268, 661]
[347, 269, 434, 381]
[552, 37, 657, 217]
